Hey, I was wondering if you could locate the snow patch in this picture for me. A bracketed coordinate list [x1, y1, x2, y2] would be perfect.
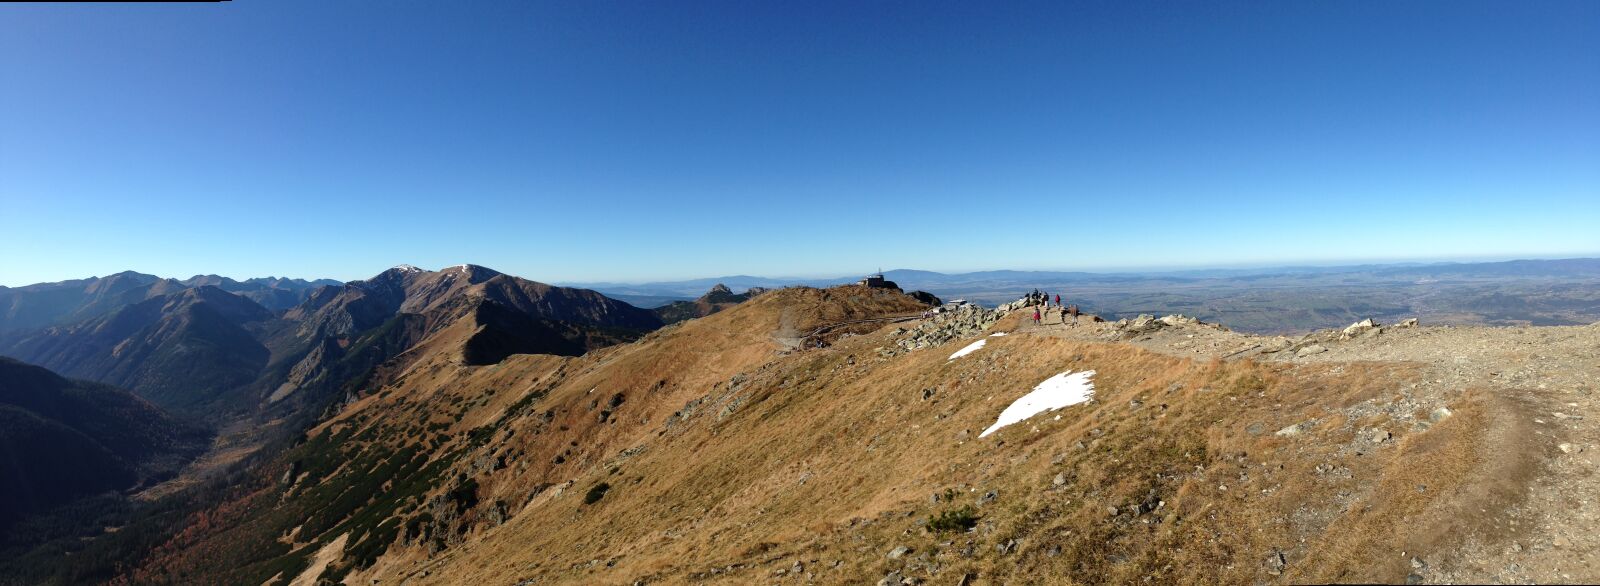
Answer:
[392, 264, 423, 273]
[989, 332, 1008, 337]
[979, 370, 1096, 438]
[948, 339, 987, 360]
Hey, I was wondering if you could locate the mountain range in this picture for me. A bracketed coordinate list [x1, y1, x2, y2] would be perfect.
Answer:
[0, 261, 1597, 585]
[0, 264, 660, 418]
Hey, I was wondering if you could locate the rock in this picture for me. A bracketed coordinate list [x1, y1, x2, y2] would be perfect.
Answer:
[1275, 422, 1311, 437]
[1158, 314, 1200, 327]
[1398, 318, 1419, 328]
[887, 545, 912, 560]
[1264, 550, 1287, 575]
[1558, 443, 1577, 454]
[1107, 506, 1120, 516]
[1053, 472, 1068, 487]
[1411, 556, 1426, 570]
[1246, 422, 1266, 436]
[1296, 344, 1328, 357]
[1406, 573, 1424, 585]
[996, 538, 1017, 555]
[1369, 429, 1392, 443]
[979, 490, 997, 504]
[1430, 407, 1453, 422]
[877, 571, 905, 586]
[1122, 314, 1162, 333]
[1342, 318, 1380, 338]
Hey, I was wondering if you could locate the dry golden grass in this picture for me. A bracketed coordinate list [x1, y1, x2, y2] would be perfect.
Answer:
[263, 286, 1530, 585]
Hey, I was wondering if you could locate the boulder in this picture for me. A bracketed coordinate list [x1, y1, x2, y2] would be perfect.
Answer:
[1275, 422, 1311, 437]
[1342, 318, 1380, 338]
[908, 290, 943, 306]
[1158, 314, 1200, 327]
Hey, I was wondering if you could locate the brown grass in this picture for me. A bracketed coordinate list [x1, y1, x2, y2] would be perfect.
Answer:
[215, 286, 1533, 586]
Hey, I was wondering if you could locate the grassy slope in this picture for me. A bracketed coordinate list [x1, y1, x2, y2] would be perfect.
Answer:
[122, 285, 1532, 585]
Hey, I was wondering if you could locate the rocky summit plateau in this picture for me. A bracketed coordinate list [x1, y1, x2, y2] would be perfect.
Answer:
[2, 268, 1595, 585]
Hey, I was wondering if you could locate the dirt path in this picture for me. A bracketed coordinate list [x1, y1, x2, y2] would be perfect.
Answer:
[1026, 312, 1600, 583]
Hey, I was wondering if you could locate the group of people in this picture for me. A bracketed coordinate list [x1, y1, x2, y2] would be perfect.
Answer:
[1027, 288, 1080, 326]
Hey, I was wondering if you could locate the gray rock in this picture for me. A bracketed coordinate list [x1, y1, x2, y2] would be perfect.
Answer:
[996, 538, 1017, 555]
[1342, 318, 1379, 338]
[887, 545, 912, 560]
[1053, 472, 1068, 487]
[1265, 550, 1287, 575]
[1296, 344, 1328, 357]
[1275, 422, 1311, 437]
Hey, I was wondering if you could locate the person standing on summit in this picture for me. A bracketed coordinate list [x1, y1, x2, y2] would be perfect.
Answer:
[1032, 307, 1042, 325]
[1055, 293, 1061, 307]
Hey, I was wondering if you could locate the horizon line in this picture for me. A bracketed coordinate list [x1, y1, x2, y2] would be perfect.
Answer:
[6, 253, 1598, 289]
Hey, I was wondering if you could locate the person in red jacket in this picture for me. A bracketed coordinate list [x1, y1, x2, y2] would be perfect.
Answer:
[1055, 293, 1061, 307]
[1032, 307, 1042, 325]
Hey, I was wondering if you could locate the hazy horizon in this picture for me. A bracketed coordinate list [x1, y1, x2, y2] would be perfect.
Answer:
[6, 251, 1599, 289]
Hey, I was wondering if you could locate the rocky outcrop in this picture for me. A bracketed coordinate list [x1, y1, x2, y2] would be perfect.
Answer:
[1109, 314, 1224, 337]
[893, 304, 1002, 351]
[907, 291, 943, 307]
[1341, 318, 1380, 339]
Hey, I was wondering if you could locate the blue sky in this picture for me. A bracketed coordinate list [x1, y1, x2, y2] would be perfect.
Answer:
[2, 1, 1596, 286]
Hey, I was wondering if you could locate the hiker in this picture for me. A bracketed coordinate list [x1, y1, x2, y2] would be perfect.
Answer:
[1069, 304, 1080, 325]
[1032, 307, 1041, 325]
[1055, 293, 1061, 307]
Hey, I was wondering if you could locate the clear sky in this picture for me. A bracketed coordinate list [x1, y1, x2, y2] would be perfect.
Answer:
[2, 1, 1596, 286]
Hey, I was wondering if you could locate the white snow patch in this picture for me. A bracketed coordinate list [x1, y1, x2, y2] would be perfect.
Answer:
[948, 339, 987, 360]
[392, 264, 423, 273]
[979, 370, 1096, 438]
[989, 332, 1008, 337]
